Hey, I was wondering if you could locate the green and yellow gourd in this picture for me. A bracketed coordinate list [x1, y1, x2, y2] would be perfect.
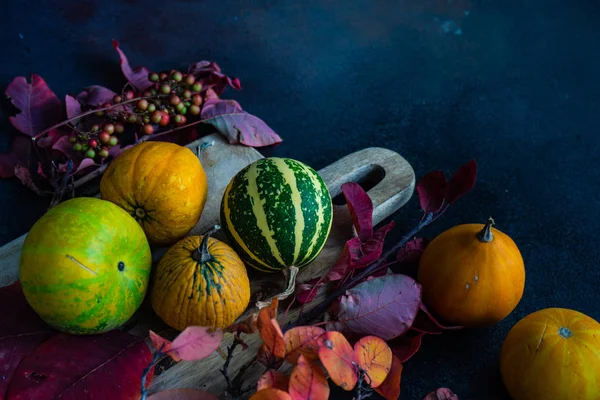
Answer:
[220, 157, 333, 273]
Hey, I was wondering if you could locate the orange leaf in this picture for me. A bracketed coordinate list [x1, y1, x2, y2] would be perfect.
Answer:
[149, 330, 180, 362]
[258, 299, 286, 359]
[353, 335, 393, 388]
[258, 370, 290, 391]
[375, 355, 403, 400]
[284, 326, 325, 364]
[249, 388, 293, 400]
[317, 331, 358, 391]
[288, 354, 330, 400]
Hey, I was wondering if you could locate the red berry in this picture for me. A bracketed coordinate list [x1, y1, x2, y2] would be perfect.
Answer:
[68, 134, 78, 143]
[141, 124, 154, 135]
[160, 84, 171, 94]
[173, 114, 187, 126]
[124, 91, 135, 100]
[183, 90, 192, 99]
[191, 94, 203, 106]
[108, 136, 119, 146]
[85, 149, 96, 159]
[88, 139, 98, 148]
[142, 90, 153, 97]
[159, 72, 168, 80]
[103, 123, 115, 134]
[98, 148, 110, 158]
[184, 74, 196, 86]
[113, 95, 122, 103]
[159, 111, 170, 127]
[137, 99, 149, 111]
[192, 82, 202, 92]
[147, 103, 157, 113]
[170, 95, 181, 106]
[102, 102, 112, 108]
[99, 131, 111, 144]
[150, 110, 162, 124]
[149, 72, 160, 82]
[72, 143, 83, 152]
[91, 124, 100, 132]
[114, 122, 125, 134]
[189, 105, 201, 116]
[172, 71, 183, 82]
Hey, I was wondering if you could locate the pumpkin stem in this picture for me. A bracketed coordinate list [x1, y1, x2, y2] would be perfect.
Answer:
[192, 225, 221, 263]
[477, 217, 495, 243]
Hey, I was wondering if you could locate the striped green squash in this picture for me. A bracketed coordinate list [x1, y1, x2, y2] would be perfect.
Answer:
[220, 157, 333, 273]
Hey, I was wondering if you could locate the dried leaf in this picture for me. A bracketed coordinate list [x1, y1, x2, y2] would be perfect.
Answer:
[5, 330, 153, 399]
[5, 74, 63, 136]
[353, 336, 392, 388]
[76, 85, 118, 107]
[0, 281, 55, 398]
[396, 237, 429, 264]
[317, 331, 358, 391]
[0, 135, 32, 178]
[168, 326, 224, 361]
[257, 298, 286, 359]
[341, 182, 373, 241]
[284, 326, 325, 364]
[226, 312, 259, 334]
[412, 303, 463, 334]
[389, 331, 424, 363]
[149, 330, 179, 362]
[423, 387, 459, 400]
[375, 355, 403, 400]
[200, 99, 282, 147]
[257, 370, 290, 391]
[416, 170, 447, 213]
[147, 389, 219, 400]
[65, 95, 82, 120]
[188, 61, 242, 95]
[249, 388, 293, 400]
[289, 354, 330, 400]
[112, 40, 153, 92]
[14, 165, 45, 196]
[330, 274, 422, 340]
[445, 159, 477, 204]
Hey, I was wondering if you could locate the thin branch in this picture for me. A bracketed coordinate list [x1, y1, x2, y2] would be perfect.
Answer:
[220, 334, 243, 394]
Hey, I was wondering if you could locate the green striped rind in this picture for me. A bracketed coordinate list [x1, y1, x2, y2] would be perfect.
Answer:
[220, 157, 333, 273]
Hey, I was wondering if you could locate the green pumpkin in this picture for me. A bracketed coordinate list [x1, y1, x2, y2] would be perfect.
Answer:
[18, 197, 152, 334]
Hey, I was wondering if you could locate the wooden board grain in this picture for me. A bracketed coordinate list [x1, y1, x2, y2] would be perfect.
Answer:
[0, 132, 415, 398]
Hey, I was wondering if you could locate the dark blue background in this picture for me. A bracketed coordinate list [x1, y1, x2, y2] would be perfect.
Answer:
[2, 1, 600, 399]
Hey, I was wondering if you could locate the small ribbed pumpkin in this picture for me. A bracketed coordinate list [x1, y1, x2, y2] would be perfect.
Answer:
[150, 226, 251, 331]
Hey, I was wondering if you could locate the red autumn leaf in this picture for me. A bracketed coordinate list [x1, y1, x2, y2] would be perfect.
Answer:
[165, 326, 224, 361]
[200, 99, 282, 147]
[147, 388, 219, 400]
[257, 370, 290, 391]
[294, 278, 324, 304]
[317, 331, 358, 391]
[257, 299, 286, 359]
[5, 74, 64, 136]
[149, 330, 179, 362]
[0, 135, 32, 178]
[76, 85, 118, 107]
[188, 61, 242, 95]
[396, 237, 429, 264]
[341, 182, 373, 241]
[112, 40, 153, 92]
[14, 165, 45, 196]
[423, 387, 459, 400]
[288, 354, 330, 400]
[353, 336, 393, 388]
[412, 303, 463, 334]
[416, 170, 447, 213]
[375, 355, 403, 400]
[283, 326, 325, 364]
[389, 331, 424, 363]
[249, 388, 293, 400]
[5, 330, 154, 400]
[445, 159, 477, 204]
[0, 281, 55, 398]
[329, 274, 422, 340]
[65, 95, 82, 120]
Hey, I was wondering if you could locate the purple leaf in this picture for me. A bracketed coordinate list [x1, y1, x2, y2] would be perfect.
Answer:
[5, 74, 64, 137]
[14, 165, 45, 196]
[396, 237, 429, 264]
[423, 388, 459, 400]
[51, 135, 74, 158]
[36, 128, 66, 149]
[389, 331, 424, 363]
[355, 221, 395, 267]
[0, 135, 32, 178]
[200, 99, 282, 147]
[412, 303, 463, 334]
[65, 95, 82, 120]
[76, 85, 118, 107]
[341, 182, 373, 241]
[188, 61, 241, 95]
[416, 170, 447, 213]
[445, 159, 477, 204]
[112, 40, 153, 92]
[73, 158, 100, 175]
[329, 274, 422, 340]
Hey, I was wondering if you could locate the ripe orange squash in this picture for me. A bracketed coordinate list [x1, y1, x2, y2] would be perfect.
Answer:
[150, 226, 251, 331]
[500, 307, 600, 400]
[100, 141, 208, 246]
[417, 217, 525, 327]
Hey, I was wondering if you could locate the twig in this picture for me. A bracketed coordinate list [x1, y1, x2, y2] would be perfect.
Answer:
[220, 334, 243, 394]
[354, 366, 373, 400]
[140, 344, 166, 400]
[284, 212, 434, 331]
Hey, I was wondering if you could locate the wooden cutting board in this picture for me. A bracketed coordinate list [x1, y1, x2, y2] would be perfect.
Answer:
[0, 132, 415, 398]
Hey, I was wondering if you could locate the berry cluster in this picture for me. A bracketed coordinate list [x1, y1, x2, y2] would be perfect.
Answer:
[69, 69, 205, 160]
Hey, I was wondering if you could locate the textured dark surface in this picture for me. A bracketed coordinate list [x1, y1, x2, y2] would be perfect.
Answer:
[2, 0, 600, 399]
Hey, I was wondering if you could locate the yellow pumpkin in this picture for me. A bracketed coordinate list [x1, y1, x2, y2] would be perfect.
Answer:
[417, 217, 525, 327]
[150, 226, 251, 330]
[100, 141, 208, 246]
[500, 307, 600, 400]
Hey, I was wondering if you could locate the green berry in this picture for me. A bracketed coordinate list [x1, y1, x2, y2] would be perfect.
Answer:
[128, 114, 138, 124]
[149, 72, 160, 82]
[91, 124, 100, 132]
[172, 71, 183, 82]
[183, 90, 192, 99]
[192, 82, 202, 92]
[151, 89, 157, 96]
[173, 114, 187, 126]
[114, 122, 125, 134]
[141, 124, 154, 135]
[95, 110, 104, 117]
[160, 84, 171, 94]
[68, 134, 78, 144]
[191, 94, 203, 106]
[150, 110, 162, 124]
[103, 123, 115, 135]
[72, 143, 83, 152]
[147, 103, 157, 113]
[189, 105, 201, 116]
[108, 136, 119, 146]
[81, 144, 89, 152]
[170, 95, 181, 106]
[137, 99, 149, 111]
[176, 102, 186, 113]
[143, 116, 151, 124]
[98, 148, 110, 158]
[99, 131, 111, 144]
[184, 74, 196, 86]
[85, 149, 96, 159]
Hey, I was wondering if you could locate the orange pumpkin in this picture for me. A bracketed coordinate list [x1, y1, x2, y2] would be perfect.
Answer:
[500, 307, 600, 400]
[417, 217, 525, 327]
[150, 226, 251, 331]
[100, 141, 208, 246]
